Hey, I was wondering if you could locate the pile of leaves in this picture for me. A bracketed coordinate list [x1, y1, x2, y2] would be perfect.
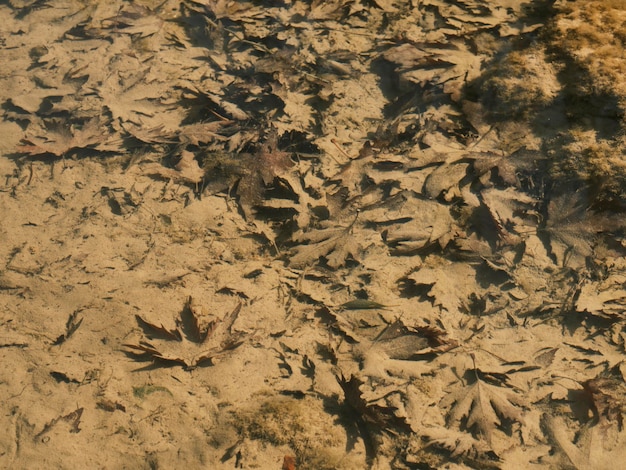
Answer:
[3, 0, 626, 468]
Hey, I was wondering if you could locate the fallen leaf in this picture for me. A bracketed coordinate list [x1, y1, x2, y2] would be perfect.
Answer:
[141, 149, 205, 185]
[17, 117, 120, 157]
[442, 365, 525, 445]
[544, 191, 620, 266]
[124, 297, 245, 370]
[289, 215, 379, 269]
[337, 373, 412, 463]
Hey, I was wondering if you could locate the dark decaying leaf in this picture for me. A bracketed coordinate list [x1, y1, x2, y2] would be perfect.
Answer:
[233, 129, 296, 219]
[374, 319, 459, 359]
[35, 407, 84, 441]
[575, 365, 626, 428]
[52, 308, 84, 346]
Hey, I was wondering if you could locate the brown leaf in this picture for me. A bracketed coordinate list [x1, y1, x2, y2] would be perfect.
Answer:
[282, 455, 296, 470]
[234, 129, 296, 219]
[289, 215, 381, 269]
[17, 117, 119, 157]
[124, 299, 245, 370]
[545, 192, 620, 265]
[580, 366, 626, 428]
[374, 319, 458, 359]
[337, 373, 412, 462]
[442, 366, 525, 445]
[35, 408, 84, 441]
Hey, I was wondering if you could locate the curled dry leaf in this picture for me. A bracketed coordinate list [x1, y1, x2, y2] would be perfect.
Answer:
[35, 408, 84, 441]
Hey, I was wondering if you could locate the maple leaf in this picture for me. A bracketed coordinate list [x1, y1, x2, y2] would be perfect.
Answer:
[405, 258, 481, 313]
[99, 3, 164, 39]
[336, 373, 412, 463]
[466, 148, 544, 186]
[382, 40, 481, 101]
[543, 192, 620, 266]
[442, 365, 525, 445]
[472, 187, 538, 248]
[97, 65, 185, 133]
[576, 272, 626, 319]
[17, 117, 120, 157]
[288, 211, 381, 268]
[542, 414, 626, 470]
[270, 84, 315, 133]
[326, 148, 377, 200]
[178, 121, 234, 146]
[124, 297, 245, 371]
[423, 427, 496, 463]
[367, 192, 457, 254]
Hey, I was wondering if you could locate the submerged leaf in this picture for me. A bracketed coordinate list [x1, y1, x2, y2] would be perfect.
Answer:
[544, 192, 620, 265]
[125, 299, 245, 370]
[442, 367, 525, 445]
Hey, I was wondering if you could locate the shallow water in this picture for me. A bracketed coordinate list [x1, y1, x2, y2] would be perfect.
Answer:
[1, 1, 625, 469]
